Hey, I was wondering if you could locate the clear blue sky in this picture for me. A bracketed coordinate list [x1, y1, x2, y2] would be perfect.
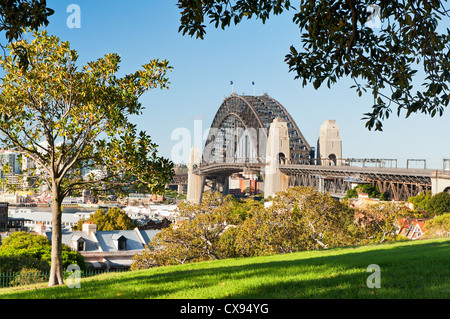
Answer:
[40, 0, 450, 169]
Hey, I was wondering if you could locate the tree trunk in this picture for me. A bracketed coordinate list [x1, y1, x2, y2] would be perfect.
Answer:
[48, 189, 64, 286]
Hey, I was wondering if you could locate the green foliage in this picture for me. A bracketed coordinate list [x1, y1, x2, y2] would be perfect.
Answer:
[408, 192, 432, 211]
[0, 30, 174, 284]
[0, 30, 174, 199]
[74, 207, 138, 231]
[0, 255, 49, 273]
[132, 187, 358, 269]
[0, 1, 54, 69]
[344, 187, 358, 199]
[164, 189, 187, 202]
[227, 195, 263, 221]
[178, 0, 450, 131]
[0, 232, 87, 271]
[344, 184, 386, 200]
[132, 187, 419, 270]
[428, 192, 450, 216]
[424, 213, 450, 238]
[235, 187, 357, 257]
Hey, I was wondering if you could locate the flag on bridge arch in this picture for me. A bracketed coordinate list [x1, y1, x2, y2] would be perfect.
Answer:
[230, 80, 233, 85]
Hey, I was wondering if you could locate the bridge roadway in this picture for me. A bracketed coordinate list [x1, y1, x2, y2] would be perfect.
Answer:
[174, 162, 435, 201]
[278, 164, 432, 184]
[190, 162, 433, 183]
[192, 162, 265, 176]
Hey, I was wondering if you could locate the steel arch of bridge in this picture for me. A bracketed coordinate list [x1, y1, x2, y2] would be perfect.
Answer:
[202, 93, 313, 165]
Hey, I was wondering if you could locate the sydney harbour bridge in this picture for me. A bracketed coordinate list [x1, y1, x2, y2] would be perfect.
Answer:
[172, 93, 450, 203]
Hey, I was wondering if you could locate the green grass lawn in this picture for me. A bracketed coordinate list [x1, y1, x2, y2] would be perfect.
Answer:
[1, 238, 449, 299]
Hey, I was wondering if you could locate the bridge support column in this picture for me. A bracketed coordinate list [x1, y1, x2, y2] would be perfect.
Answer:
[431, 170, 450, 194]
[186, 146, 205, 204]
[264, 118, 290, 199]
[317, 120, 342, 165]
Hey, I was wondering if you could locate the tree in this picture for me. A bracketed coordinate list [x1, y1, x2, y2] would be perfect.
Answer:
[0, 31, 174, 286]
[132, 188, 358, 269]
[234, 187, 356, 256]
[428, 192, 450, 215]
[354, 201, 409, 243]
[131, 192, 244, 269]
[74, 207, 139, 231]
[0, 232, 87, 271]
[344, 183, 387, 200]
[0, 0, 54, 68]
[177, 0, 450, 130]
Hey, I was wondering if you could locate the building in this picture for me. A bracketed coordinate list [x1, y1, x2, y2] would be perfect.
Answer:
[396, 218, 430, 240]
[0, 150, 21, 174]
[229, 174, 263, 196]
[41, 222, 160, 270]
[7, 209, 83, 231]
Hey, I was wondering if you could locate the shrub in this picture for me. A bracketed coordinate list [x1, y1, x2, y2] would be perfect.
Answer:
[344, 184, 387, 200]
[428, 192, 450, 215]
[0, 255, 49, 273]
[0, 232, 87, 271]
[408, 192, 432, 211]
[424, 213, 450, 238]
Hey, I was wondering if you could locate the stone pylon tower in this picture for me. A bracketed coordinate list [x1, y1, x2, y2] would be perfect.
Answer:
[186, 146, 205, 204]
[317, 120, 342, 166]
[264, 118, 290, 199]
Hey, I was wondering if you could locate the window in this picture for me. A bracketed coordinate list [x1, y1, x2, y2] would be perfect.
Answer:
[118, 237, 127, 251]
[77, 240, 85, 251]
[111, 234, 127, 251]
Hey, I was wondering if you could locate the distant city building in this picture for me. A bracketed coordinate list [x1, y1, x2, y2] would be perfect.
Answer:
[0, 150, 22, 174]
[0, 202, 8, 232]
[229, 173, 263, 196]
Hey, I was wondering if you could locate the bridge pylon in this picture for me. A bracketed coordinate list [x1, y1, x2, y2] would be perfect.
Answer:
[186, 146, 205, 204]
[317, 120, 342, 166]
[264, 118, 290, 199]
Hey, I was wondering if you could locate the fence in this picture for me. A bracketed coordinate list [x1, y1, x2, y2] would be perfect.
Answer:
[0, 268, 128, 288]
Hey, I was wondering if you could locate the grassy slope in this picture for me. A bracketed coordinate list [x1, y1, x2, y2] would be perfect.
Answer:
[1, 238, 449, 299]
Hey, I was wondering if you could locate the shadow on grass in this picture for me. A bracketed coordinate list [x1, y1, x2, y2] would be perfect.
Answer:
[3, 239, 450, 299]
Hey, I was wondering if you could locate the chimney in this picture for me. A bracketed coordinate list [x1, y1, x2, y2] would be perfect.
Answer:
[82, 222, 97, 236]
[35, 222, 46, 236]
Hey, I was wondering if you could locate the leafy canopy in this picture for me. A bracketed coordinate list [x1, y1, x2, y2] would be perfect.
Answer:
[177, 0, 450, 130]
[428, 191, 450, 215]
[74, 207, 139, 231]
[0, 30, 174, 286]
[0, 0, 54, 69]
[0, 232, 87, 271]
[0, 30, 174, 199]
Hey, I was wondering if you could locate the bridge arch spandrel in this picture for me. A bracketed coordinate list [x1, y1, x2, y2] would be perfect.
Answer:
[203, 95, 268, 164]
[203, 94, 313, 165]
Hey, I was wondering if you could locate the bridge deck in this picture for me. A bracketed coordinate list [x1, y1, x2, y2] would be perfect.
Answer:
[193, 163, 265, 176]
[279, 164, 433, 184]
[192, 162, 435, 184]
